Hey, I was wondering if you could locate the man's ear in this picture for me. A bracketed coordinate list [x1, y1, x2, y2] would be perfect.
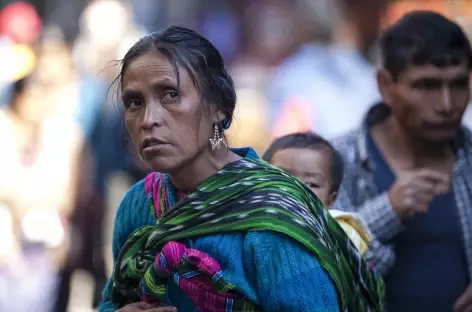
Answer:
[377, 68, 394, 108]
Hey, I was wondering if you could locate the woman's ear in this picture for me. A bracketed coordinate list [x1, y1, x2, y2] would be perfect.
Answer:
[213, 110, 226, 124]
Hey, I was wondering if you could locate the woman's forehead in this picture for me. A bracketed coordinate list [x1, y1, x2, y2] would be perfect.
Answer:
[121, 52, 201, 99]
[124, 52, 177, 81]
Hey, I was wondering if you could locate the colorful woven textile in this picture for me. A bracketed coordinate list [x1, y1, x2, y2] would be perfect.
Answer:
[140, 240, 257, 312]
[110, 158, 384, 311]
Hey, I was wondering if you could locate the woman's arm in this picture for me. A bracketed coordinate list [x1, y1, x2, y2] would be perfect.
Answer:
[99, 180, 153, 312]
[244, 231, 341, 312]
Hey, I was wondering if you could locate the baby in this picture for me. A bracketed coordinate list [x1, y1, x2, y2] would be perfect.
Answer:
[263, 132, 371, 254]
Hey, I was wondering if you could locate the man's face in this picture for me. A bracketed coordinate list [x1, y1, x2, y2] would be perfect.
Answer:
[380, 62, 470, 142]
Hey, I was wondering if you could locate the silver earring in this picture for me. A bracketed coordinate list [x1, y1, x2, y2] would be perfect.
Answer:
[209, 124, 225, 151]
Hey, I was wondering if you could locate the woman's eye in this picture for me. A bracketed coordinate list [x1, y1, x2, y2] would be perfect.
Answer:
[163, 90, 179, 102]
[127, 100, 142, 109]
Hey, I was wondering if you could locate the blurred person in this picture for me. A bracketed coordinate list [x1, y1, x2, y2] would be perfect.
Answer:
[32, 26, 111, 312]
[99, 26, 383, 312]
[262, 132, 372, 254]
[73, 0, 147, 80]
[0, 76, 82, 254]
[267, 0, 386, 140]
[227, 0, 295, 153]
[79, 0, 129, 50]
[34, 25, 103, 138]
[332, 11, 472, 312]
[0, 47, 57, 312]
[0, 66, 83, 311]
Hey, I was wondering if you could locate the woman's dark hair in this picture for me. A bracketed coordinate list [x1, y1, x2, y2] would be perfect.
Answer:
[380, 11, 472, 80]
[115, 26, 236, 129]
[263, 132, 344, 193]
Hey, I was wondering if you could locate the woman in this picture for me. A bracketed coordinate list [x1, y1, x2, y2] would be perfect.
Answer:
[99, 26, 383, 312]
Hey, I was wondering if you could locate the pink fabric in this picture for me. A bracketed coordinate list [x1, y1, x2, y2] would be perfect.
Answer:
[144, 172, 165, 217]
[147, 241, 245, 312]
[143, 172, 155, 195]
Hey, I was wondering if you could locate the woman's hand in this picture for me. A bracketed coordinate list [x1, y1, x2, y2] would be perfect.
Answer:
[117, 302, 177, 312]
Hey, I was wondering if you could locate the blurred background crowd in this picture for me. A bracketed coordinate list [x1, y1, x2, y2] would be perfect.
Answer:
[0, 0, 472, 311]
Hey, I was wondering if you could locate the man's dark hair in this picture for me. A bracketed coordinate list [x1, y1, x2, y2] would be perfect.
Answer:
[380, 10, 472, 79]
[262, 132, 344, 193]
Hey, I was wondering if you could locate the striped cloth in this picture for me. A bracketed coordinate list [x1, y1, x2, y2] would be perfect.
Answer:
[110, 158, 384, 311]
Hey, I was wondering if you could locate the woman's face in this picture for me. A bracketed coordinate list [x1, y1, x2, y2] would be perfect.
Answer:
[121, 51, 215, 173]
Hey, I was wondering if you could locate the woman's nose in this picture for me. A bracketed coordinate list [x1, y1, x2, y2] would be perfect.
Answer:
[141, 102, 164, 130]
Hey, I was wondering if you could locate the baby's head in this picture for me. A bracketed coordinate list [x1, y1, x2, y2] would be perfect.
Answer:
[263, 132, 344, 207]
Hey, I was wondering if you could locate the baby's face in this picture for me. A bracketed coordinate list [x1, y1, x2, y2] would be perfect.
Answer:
[270, 147, 334, 206]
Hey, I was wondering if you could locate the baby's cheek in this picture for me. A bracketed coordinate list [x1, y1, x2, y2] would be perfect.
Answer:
[314, 189, 330, 205]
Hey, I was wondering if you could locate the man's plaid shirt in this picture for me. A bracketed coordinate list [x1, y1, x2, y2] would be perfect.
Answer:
[331, 104, 472, 277]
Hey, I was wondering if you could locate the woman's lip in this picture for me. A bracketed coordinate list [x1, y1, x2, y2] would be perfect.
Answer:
[142, 143, 170, 155]
[142, 137, 168, 149]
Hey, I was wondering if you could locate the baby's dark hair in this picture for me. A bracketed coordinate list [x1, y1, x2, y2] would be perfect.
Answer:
[263, 132, 344, 193]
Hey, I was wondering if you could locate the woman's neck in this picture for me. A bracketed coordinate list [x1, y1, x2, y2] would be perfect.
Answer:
[168, 148, 242, 192]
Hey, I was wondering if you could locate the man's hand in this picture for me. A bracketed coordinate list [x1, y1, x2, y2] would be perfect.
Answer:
[117, 302, 177, 312]
[388, 168, 450, 219]
[454, 284, 472, 312]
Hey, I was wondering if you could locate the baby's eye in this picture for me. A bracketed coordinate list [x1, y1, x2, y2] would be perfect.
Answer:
[305, 182, 320, 189]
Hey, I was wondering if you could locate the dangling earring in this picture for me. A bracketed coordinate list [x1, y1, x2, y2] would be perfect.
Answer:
[209, 124, 226, 151]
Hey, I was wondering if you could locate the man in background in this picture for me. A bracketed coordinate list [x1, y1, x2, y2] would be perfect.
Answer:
[333, 11, 472, 312]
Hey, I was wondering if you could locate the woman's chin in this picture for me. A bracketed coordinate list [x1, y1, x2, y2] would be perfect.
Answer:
[146, 158, 180, 174]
